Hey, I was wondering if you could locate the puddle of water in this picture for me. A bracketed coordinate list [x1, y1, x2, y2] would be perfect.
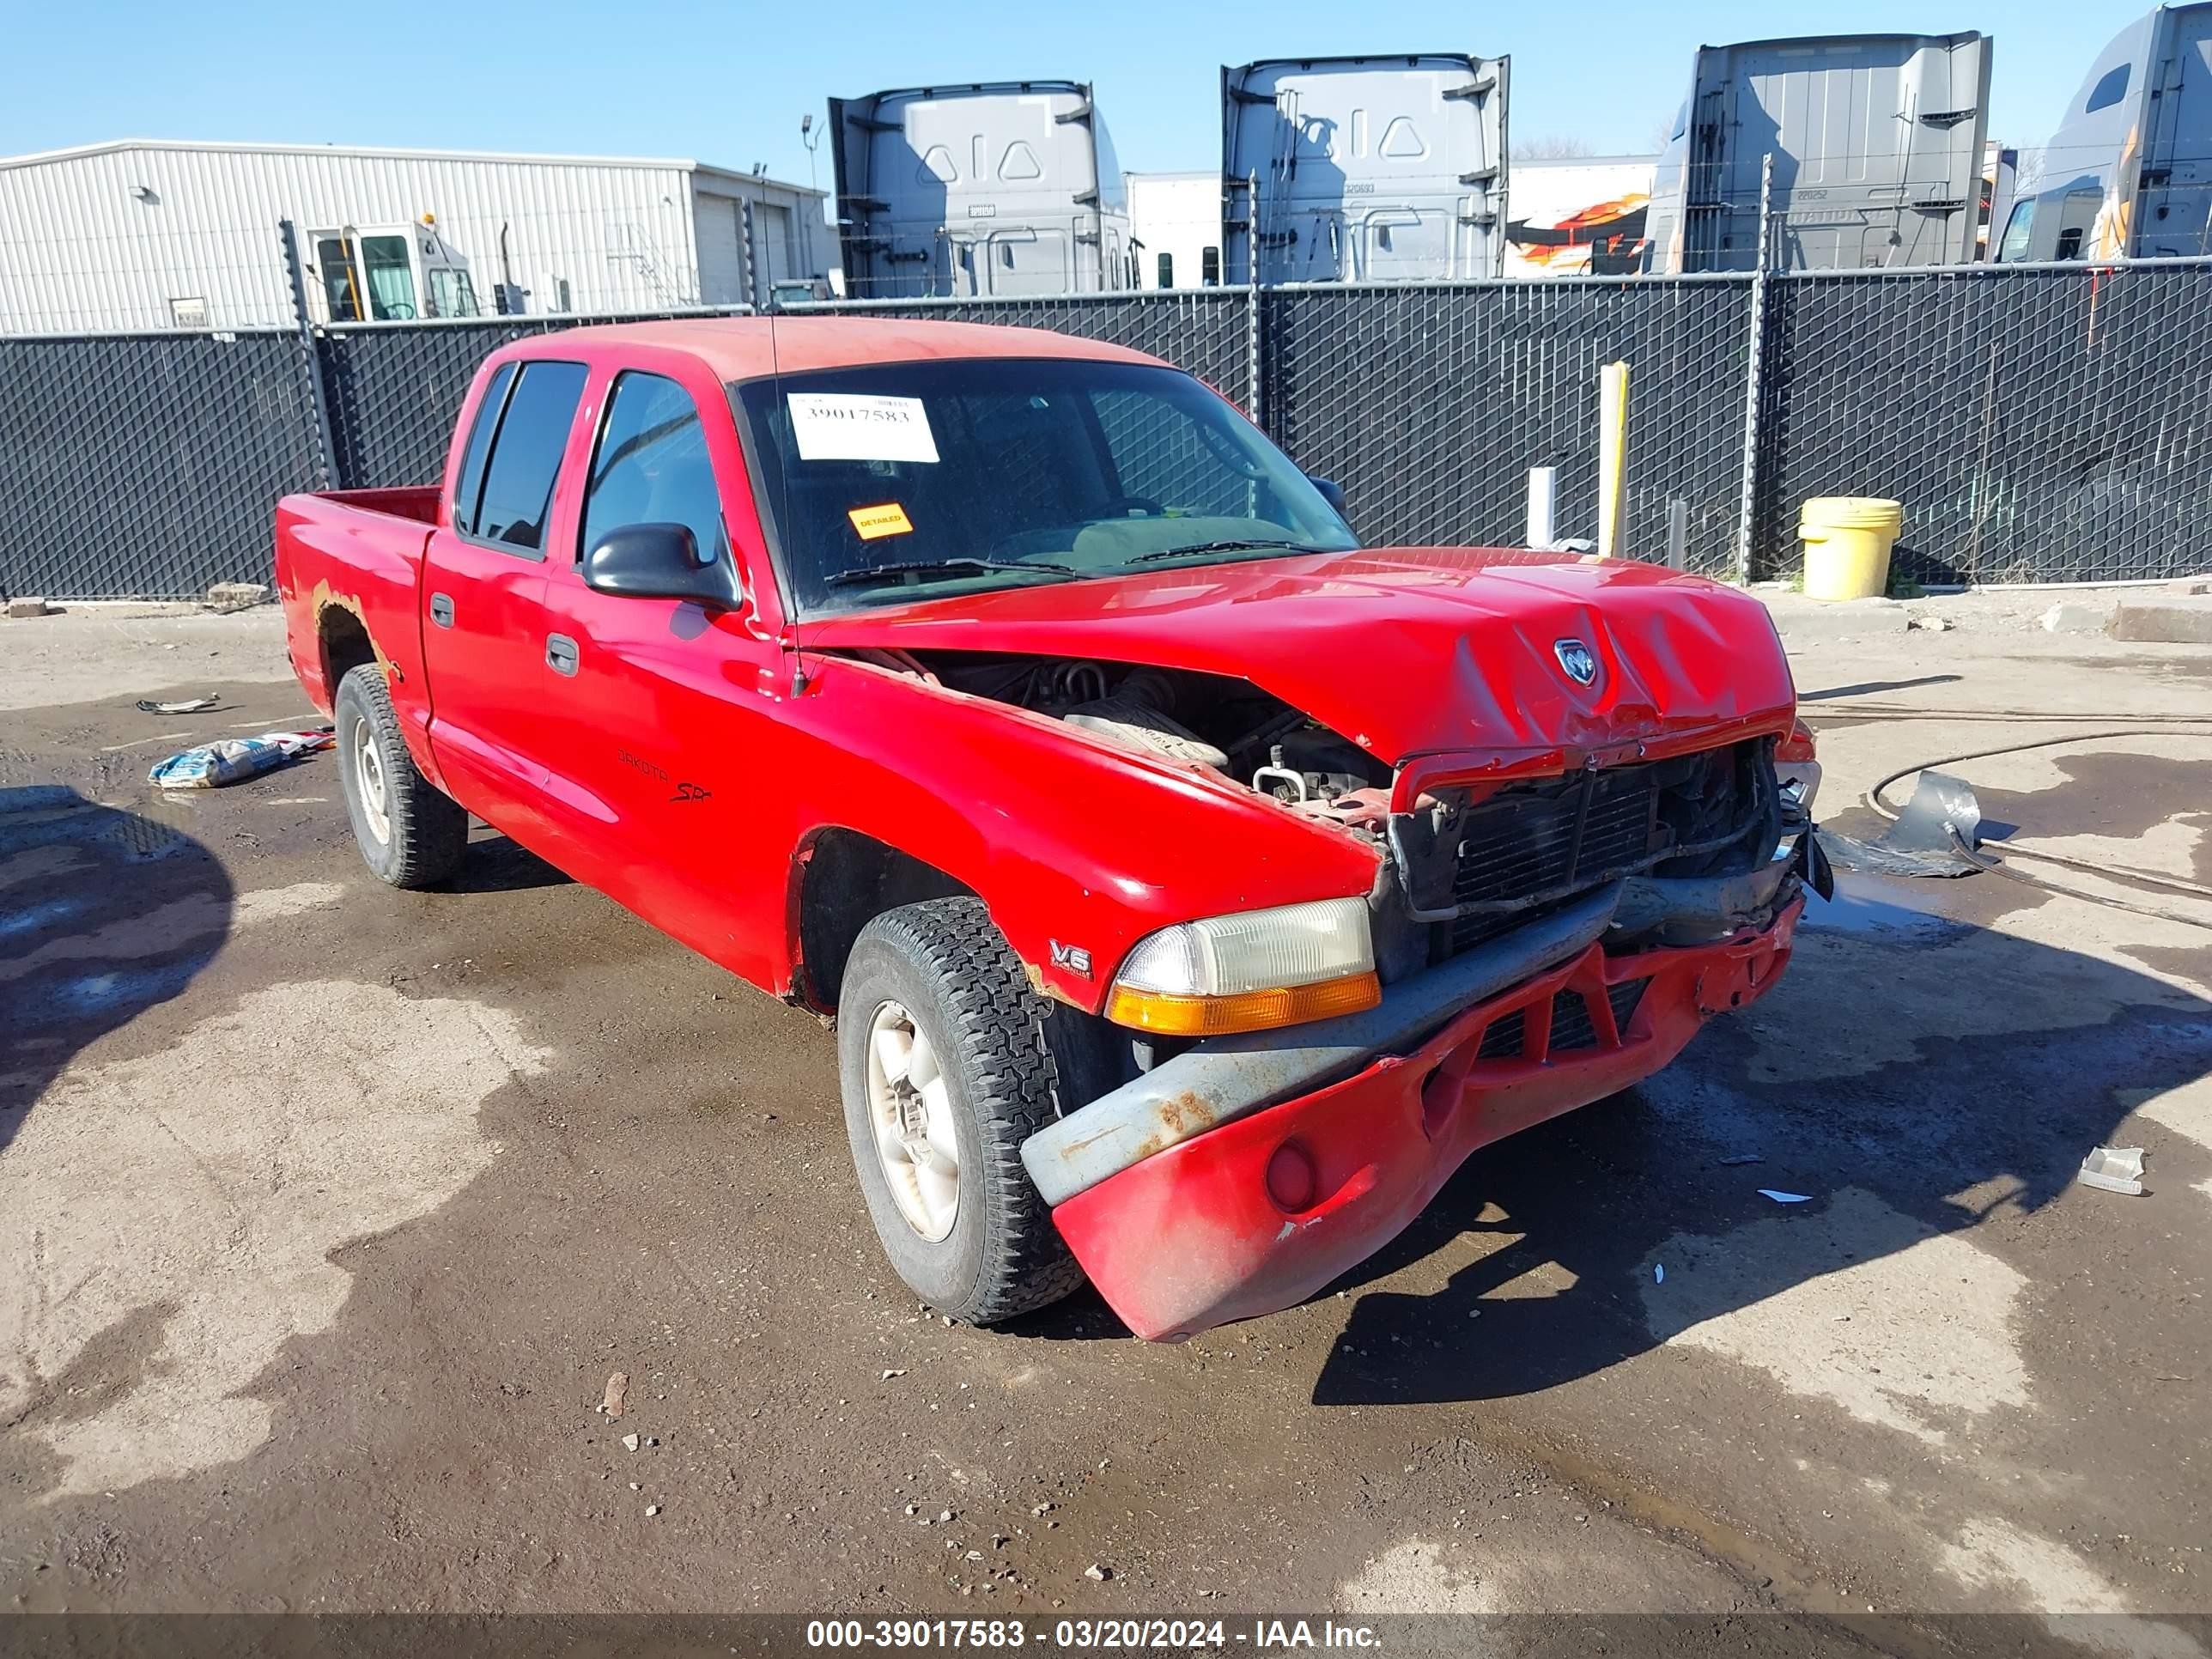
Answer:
[1806, 873, 1973, 939]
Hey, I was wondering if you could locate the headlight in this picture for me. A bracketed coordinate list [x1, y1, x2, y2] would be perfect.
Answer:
[1105, 897, 1380, 1036]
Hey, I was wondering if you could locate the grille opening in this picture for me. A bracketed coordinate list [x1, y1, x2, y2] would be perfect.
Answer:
[1607, 977, 1650, 1035]
[1475, 1010, 1526, 1060]
[1547, 990, 1599, 1052]
[1442, 741, 1773, 955]
[1468, 980, 1650, 1065]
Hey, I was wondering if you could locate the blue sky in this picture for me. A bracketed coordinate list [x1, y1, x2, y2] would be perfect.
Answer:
[3, 0, 2150, 183]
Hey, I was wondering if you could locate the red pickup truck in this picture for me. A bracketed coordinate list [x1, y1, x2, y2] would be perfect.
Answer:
[275, 317, 1825, 1341]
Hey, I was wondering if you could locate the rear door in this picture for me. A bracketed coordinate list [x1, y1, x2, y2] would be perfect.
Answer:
[2141, 9, 2212, 255]
[421, 357, 588, 842]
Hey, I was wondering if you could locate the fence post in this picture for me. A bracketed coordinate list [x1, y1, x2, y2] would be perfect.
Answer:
[1596, 361, 1629, 558]
[1244, 170, 1264, 428]
[1731, 154, 1776, 583]
[1526, 466, 1559, 549]
[1247, 283, 1264, 428]
[278, 219, 339, 490]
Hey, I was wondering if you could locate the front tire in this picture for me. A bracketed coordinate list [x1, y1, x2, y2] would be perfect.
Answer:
[334, 664, 467, 889]
[838, 898, 1084, 1324]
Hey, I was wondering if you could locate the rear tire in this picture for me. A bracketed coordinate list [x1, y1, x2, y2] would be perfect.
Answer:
[334, 663, 467, 889]
[838, 897, 1084, 1325]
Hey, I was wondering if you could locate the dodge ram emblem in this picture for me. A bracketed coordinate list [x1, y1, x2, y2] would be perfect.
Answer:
[1554, 639, 1599, 686]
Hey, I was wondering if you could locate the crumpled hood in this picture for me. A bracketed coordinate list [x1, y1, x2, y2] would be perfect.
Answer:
[803, 546, 1797, 766]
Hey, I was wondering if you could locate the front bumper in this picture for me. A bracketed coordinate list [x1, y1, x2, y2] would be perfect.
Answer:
[1028, 892, 1802, 1341]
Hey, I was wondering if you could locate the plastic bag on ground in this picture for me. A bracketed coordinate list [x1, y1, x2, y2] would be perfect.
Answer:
[148, 729, 333, 790]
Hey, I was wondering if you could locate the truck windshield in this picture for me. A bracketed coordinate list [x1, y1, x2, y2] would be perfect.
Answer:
[731, 358, 1357, 614]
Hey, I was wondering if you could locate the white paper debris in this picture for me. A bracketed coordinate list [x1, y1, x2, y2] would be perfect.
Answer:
[788, 393, 939, 464]
[1758, 1189, 1813, 1204]
[1654, 1263, 1666, 1285]
[2077, 1146, 2146, 1196]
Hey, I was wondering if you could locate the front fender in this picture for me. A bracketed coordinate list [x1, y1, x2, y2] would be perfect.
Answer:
[781, 655, 1382, 1013]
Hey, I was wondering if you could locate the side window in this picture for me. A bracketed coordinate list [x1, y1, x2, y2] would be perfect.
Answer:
[358, 234, 417, 320]
[1200, 246, 1222, 285]
[1995, 200, 2036, 263]
[1157, 251, 1174, 288]
[2085, 64, 2130, 114]
[453, 362, 516, 534]
[2053, 186, 2105, 261]
[315, 236, 362, 321]
[473, 361, 587, 554]
[580, 372, 730, 568]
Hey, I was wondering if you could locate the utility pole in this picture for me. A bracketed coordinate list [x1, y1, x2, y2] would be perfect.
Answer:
[799, 112, 822, 195]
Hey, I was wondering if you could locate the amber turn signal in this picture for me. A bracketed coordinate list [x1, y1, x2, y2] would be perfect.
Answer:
[1105, 970, 1382, 1037]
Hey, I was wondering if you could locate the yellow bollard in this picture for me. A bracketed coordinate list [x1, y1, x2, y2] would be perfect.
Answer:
[1799, 496, 1903, 600]
[1595, 362, 1629, 560]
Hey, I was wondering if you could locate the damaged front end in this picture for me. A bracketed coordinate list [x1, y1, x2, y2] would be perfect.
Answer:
[914, 653, 1818, 1340]
[826, 643, 1817, 1340]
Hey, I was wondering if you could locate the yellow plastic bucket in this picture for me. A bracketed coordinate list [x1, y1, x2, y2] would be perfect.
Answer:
[1798, 496, 1902, 601]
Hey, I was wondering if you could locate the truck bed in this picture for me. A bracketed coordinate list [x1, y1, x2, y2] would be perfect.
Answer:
[273, 484, 441, 753]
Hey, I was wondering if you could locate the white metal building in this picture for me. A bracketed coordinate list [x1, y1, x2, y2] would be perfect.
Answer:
[1126, 171, 1225, 289]
[0, 139, 830, 335]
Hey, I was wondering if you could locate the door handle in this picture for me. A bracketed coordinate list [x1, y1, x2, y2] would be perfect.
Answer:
[546, 633, 580, 677]
[429, 592, 455, 628]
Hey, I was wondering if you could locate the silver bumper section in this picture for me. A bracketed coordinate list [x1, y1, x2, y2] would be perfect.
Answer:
[1020, 884, 1624, 1207]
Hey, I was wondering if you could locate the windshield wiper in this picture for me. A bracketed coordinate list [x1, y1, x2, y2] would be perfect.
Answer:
[1127, 538, 1311, 563]
[824, 556, 1078, 588]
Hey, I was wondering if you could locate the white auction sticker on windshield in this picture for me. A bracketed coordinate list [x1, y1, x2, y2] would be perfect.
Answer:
[787, 393, 939, 464]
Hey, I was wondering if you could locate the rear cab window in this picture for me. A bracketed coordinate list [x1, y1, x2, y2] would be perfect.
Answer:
[452, 362, 516, 533]
[467, 361, 588, 556]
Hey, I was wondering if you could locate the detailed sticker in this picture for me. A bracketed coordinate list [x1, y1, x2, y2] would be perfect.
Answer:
[787, 393, 939, 464]
[848, 502, 915, 540]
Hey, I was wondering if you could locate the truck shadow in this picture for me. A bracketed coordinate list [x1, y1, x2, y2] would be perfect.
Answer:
[0, 786, 234, 1157]
[448, 825, 574, 894]
[1308, 889, 2212, 1407]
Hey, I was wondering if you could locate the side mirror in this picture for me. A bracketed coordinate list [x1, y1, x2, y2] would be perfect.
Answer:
[580, 523, 738, 608]
[1306, 474, 1348, 518]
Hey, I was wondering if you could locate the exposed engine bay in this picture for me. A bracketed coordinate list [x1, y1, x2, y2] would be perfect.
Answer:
[842, 650, 1790, 979]
[847, 650, 1395, 806]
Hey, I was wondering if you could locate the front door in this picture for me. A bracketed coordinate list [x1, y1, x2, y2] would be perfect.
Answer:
[421, 356, 587, 846]
[535, 363, 792, 987]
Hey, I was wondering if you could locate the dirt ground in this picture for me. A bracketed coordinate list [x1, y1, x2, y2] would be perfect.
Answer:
[2, 596, 2209, 1653]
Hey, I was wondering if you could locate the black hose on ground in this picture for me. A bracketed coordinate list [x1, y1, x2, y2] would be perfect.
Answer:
[1856, 728, 2212, 930]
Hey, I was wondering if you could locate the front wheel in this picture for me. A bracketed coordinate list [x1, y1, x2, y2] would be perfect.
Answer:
[837, 898, 1084, 1324]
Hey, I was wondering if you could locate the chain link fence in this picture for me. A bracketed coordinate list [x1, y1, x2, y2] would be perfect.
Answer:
[320, 308, 758, 490]
[785, 289, 1258, 412]
[1755, 261, 2212, 585]
[0, 328, 325, 601]
[5, 263, 2212, 599]
[1264, 276, 1752, 574]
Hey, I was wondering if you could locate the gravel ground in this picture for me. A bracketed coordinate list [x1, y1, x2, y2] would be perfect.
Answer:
[1, 596, 2208, 1656]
